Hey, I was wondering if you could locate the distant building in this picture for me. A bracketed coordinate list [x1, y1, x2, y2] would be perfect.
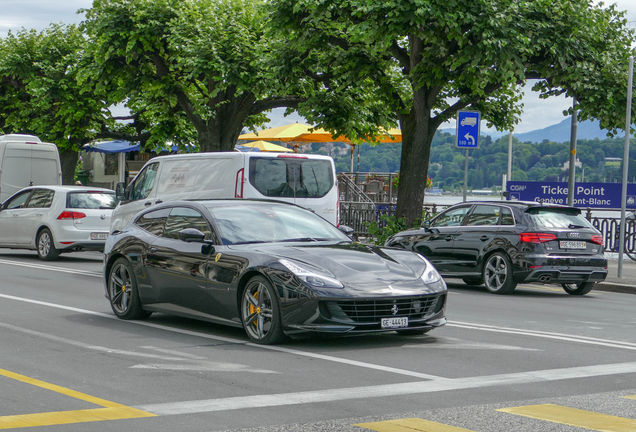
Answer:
[604, 157, 622, 167]
[562, 158, 583, 170]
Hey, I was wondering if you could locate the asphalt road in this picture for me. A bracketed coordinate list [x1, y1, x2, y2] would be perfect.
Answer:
[1, 249, 636, 432]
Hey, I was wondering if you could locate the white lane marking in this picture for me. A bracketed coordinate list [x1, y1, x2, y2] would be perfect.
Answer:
[0, 258, 101, 278]
[0, 322, 279, 374]
[130, 363, 278, 373]
[0, 293, 446, 381]
[447, 320, 636, 351]
[134, 361, 636, 415]
[403, 337, 539, 351]
[140, 346, 207, 360]
[3, 293, 636, 382]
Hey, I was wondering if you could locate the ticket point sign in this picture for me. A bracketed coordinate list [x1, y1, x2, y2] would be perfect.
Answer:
[507, 181, 636, 209]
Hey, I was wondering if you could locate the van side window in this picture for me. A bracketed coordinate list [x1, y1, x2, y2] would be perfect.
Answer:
[4, 190, 32, 209]
[131, 163, 159, 201]
[134, 208, 170, 236]
[163, 207, 213, 241]
[26, 189, 54, 208]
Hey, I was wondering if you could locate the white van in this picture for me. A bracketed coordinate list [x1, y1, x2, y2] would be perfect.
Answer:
[111, 152, 339, 232]
[0, 134, 62, 203]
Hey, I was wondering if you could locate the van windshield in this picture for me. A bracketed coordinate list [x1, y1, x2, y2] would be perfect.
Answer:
[248, 157, 333, 198]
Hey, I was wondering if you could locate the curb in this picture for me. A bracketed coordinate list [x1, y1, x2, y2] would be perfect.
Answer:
[594, 281, 636, 294]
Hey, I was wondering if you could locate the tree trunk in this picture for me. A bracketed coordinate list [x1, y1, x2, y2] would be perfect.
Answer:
[395, 90, 434, 226]
[59, 149, 78, 185]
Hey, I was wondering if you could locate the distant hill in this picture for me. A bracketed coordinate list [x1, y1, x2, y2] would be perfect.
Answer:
[514, 117, 620, 143]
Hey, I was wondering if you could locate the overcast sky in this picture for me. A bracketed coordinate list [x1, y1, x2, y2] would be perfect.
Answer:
[1, 0, 634, 134]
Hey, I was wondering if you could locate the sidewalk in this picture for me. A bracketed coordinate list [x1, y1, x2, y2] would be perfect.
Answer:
[596, 258, 636, 294]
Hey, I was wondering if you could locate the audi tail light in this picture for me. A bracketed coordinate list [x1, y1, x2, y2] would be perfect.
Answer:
[591, 235, 603, 246]
[235, 168, 244, 198]
[57, 211, 86, 220]
[519, 232, 557, 243]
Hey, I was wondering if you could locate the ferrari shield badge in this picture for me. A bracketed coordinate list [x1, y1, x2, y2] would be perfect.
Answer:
[215, 253, 222, 262]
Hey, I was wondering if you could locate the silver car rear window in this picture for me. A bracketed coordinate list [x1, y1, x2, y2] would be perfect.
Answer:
[67, 192, 117, 209]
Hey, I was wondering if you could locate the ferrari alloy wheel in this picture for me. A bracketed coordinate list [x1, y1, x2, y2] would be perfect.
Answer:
[241, 276, 285, 344]
[108, 258, 151, 320]
[37, 228, 59, 261]
[483, 252, 517, 294]
[562, 281, 595, 296]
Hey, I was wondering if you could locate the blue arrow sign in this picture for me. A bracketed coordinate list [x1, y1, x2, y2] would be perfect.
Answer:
[456, 111, 481, 149]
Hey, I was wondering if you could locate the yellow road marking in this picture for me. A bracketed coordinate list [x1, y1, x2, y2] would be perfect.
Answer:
[498, 403, 636, 431]
[354, 418, 475, 431]
[623, 394, 636, 400]
[0, 368, 155, 429]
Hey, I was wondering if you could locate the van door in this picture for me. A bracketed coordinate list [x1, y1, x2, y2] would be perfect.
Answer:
[244, 155, 338, 224]
[30, 144, 62, 186]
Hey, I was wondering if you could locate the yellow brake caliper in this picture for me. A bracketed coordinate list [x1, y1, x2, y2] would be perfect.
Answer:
[250, 292, 259, 327]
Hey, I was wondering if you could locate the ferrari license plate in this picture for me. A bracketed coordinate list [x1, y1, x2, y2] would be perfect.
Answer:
[91, 232, 109, 240]
[559, 241, 586, 249]
[381, 317, 408, 329]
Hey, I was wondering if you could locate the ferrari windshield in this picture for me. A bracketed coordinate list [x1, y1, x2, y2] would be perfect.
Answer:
[205, 202, 349, 245]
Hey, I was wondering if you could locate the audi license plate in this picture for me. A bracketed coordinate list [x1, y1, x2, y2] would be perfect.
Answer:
[559, 241, 586, 249]
[381, 317, 408, 329]
[91, 232, 109, 240]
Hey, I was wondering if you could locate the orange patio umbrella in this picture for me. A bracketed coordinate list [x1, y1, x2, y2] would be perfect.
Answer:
[238, 140, 293, 152]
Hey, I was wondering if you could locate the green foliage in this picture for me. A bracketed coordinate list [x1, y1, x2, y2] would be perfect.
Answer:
[365, 206, 439, 245]
[82, 0, 308, 152]
[269, 0, 636, 224]
[0, 24, 110, 151]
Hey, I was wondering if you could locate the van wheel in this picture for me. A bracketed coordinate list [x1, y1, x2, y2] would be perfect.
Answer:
[37, 228, 59, 261]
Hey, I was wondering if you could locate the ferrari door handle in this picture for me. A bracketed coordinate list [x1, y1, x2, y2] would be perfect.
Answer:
[481, 236, 489, 241]
[148, 247, 158, 254]
[445, 236, 453, 241]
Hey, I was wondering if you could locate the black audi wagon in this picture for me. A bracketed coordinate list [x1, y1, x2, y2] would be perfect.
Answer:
[385, 201, 607, 295]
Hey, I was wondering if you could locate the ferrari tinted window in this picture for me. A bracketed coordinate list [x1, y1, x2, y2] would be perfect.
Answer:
[207, 203, 347, 245]
[163, 207, 213, 240]
[135, 208, 170, 236]
[249, 158, 333, 198]
[431, 206, 471, 227]
[464, 205, 500, 226]
[26, 189, 54, 208]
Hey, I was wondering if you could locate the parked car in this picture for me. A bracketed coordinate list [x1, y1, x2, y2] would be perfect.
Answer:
[0, 134, 62, 203]
[103, 199, 447, 344]
[0, 186, 116, 260]
[385, 201, 607, 295]
[110, 152, 339, 232]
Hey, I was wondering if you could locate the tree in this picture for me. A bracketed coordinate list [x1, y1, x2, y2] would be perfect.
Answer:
[0, 25, 107, 183]
[82, 0, 309, 153]
[0, 24, 151, 184]
[269, 0, 636, 224]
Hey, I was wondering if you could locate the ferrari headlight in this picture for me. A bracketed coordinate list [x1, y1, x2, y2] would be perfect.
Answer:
[279, 259, 344, 289]
[417, 255, 446, 293]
